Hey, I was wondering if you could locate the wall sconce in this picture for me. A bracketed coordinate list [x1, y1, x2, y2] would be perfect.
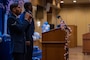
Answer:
[60, 1, 64, 3]
[73, 0, 77, 3]
[37, 21, 41, 27]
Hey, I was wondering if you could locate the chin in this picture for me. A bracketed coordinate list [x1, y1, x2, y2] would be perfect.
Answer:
[17, 13, 21, 16]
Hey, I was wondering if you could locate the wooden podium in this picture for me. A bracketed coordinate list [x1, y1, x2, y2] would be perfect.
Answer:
[42, 28, 66, 60]
[83, 33, 90, 54]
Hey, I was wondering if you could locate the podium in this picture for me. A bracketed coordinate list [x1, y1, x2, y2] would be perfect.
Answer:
[83, 33, 90, 54]
[42, 28, 67, 60]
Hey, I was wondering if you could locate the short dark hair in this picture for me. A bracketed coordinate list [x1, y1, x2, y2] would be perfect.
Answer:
[24, 2, 32, 11]
[10, 3, 18, 11]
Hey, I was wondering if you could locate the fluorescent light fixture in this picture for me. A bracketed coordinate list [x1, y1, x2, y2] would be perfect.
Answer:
[73, 0, 77, 3]
[60, 1, 64, 3]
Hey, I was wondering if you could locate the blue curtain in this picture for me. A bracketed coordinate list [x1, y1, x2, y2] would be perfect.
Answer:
[0, 8, 2, 34]
[0, 8, 4, 35]
[0, 0, 8, 35]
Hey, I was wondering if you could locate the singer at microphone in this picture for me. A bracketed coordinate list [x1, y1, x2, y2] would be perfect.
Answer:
[20, 2, 35, 60]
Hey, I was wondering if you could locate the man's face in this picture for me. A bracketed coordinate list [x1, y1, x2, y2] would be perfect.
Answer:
[28, 6, 32, 11]
[15, 5, 22, 15]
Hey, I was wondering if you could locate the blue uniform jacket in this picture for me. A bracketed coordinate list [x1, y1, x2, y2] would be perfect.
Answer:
[7, 13, 30, 53]
[20, 11, 35, 42]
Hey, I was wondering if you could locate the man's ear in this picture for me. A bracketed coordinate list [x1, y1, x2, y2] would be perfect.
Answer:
[12, 8, 16, 12]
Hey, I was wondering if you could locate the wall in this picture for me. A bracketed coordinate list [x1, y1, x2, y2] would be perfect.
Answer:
[59, 5, 90, 46]
[32, 6, 47, 35]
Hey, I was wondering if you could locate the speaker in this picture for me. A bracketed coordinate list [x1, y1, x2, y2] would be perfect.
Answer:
[50, 24, 54, 30]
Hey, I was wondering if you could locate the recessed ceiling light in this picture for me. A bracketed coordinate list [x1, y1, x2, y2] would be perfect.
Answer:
[60, 1, 64, 3]
[73, 0, 77, 3]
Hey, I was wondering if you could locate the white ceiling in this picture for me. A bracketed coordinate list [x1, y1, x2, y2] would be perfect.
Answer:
[63, 0, 90, 4]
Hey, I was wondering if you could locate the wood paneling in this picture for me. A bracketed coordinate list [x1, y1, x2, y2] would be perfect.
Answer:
[42, 28, 66, 41]
[83, 33, 90, 53]
[42, 43, 65, 60]
[42, 28, 66, 60]
[31, 0, 45, 6]
[68, 25, 77, 48]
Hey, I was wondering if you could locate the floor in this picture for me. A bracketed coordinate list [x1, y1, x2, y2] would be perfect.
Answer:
[69, 47, 90, 60]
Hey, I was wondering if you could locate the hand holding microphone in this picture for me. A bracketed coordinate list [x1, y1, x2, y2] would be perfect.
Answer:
[25, 12, 32, 22]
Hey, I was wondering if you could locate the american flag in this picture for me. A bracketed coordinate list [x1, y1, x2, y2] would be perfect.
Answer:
[60, 19, 72, 34]
[60, 20, 66, 29]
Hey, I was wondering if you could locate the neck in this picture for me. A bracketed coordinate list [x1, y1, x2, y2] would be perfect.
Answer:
[12, 12, 18, 17]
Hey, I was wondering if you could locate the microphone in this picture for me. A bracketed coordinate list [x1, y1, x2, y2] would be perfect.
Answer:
[25, 10, 32, 14]
[25, 10, 33, 23]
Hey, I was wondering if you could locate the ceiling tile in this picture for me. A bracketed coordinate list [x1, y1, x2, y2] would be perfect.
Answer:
[63, 0, 90, 4]
[77, 0, 90, 3]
